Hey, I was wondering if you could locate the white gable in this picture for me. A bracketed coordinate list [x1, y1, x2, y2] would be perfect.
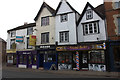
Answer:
[57, 1, 73, 14]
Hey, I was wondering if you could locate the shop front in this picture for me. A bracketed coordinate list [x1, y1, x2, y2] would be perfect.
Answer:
[16, 50, 38, 69]
[56, 43, 106, 71]
[36, 45, 57, 70]
[6, 49, 17, 66]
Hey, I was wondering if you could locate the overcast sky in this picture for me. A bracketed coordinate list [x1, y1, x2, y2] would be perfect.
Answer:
[0, 0, 103, 41]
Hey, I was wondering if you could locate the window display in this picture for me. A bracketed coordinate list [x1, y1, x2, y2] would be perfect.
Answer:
[44, 53, 56, 62]
[33, 55, 37, 64]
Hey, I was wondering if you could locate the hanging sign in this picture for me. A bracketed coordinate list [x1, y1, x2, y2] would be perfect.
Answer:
[16, 36, 24, 42]
[29, 35, 36, 46]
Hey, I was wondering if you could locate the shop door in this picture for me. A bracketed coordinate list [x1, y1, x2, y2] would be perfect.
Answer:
[82, 52, 88, 69]
[39, 54, 44, 67]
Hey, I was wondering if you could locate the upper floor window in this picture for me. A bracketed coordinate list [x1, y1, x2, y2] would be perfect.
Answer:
[61, 14, 68, 22]
[118, 17, 120, 34]
[115, 1, 120, 9]
[41, 17, 49, 26]
[86, 9, 93, 20]
[27, 27, 33, 35]
[10, 39, 16, 49]
[83, 21, 99, 35]
[41, 32, 49, 44]
[59, 31, 69, 43]
[27, 37, 33, 49]
[11, 31, 16, 37]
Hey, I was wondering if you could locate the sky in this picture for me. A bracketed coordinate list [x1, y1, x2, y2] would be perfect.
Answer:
[0, 0, 103, 41]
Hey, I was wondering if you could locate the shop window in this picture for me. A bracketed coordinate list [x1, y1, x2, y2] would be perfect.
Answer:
[19, 55, 23, 64]
[41, 17, 49, 26]
[89, 50, 105, 64]
[28, 55, 32, 65]
[33, 55, 37, 64]
[44, 54, 56, 62]
[41, 32, 49, 44]
[23, 55, 27, 64]
[27, 37, 33, 49]
[11, 31, 16, 37]
[118, 17, 120, 34]
[58, 53, 72, 64]
[59, 31, 69, 43]
[13, 55, 17, 65]
[113, 46, 120, 69]
[83, 21, 99, 35]
[61, 14, 68, 22]
[7, 55, 13, 64]
[86, 9, 93, 20]
[27, 27, 33, 35]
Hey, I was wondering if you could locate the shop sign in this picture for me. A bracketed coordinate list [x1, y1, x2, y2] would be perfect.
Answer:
[16, 36, 24, 42]
[56, 46, 91, 51]
[23, 52, 31, 54]
[92, 43, 106, 50]
[29, 35, 36, 46]
[36, 45, 56, 50]
[6, 49, 16, 53]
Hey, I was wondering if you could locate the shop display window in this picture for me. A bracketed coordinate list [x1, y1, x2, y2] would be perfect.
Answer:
[33, 55, 37, 64]
[23, 55, 27, 64]
[89, 50, 105, 64]
[28, 55, 32, 65]
[7, 55, 13, 64]
[58, 53, 72, 64]
[19, 55, 23, 64]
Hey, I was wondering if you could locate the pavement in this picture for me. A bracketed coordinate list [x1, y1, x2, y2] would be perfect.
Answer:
[2, 64, 120, 78]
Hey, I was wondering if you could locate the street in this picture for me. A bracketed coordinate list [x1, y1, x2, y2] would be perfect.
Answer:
[2, 65, 120, 80]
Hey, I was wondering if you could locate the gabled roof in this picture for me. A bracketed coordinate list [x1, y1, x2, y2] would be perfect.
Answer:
[77, 2, 105, 26]
[55, 0, 80, 15]
[34, 2, 55, 21]
[0, 38, 6, 42]
[7, 23, 36, 33]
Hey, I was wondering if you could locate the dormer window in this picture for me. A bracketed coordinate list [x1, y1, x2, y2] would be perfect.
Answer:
[86, 9, 93, 20]
[61, 14, 68, 22]
[41, 17, 49, 26]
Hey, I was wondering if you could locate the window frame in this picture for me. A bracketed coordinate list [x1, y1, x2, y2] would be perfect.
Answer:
[59, 31, 69, 43]
[83, 21, 99, 35]
[86, 9, 93, 20]
[61, 14, 68, 22]
[115, 1, 120, 9]
[11, 31, 16, 37]
[27, 27, 33, 35]
[41, 32, 49, 44]
[41, 16, 49, 26]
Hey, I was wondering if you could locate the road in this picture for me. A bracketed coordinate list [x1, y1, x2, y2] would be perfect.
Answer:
[2, 65, 120, 80]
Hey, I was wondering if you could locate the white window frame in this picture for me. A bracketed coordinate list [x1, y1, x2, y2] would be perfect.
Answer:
[41, 17, 49, 26]
[41, 32, 49, 44]
[86, 9, 93, 20]
[83, 21, 99, 35]
[11, 31, 16, 37]
[59, 31, 69, 43]
[61, 14, 68, 22]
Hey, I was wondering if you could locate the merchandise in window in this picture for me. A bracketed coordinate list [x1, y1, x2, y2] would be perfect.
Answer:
[89, 50, 105, 64]
[27, 27, 33, 35]
[23, 55, 27, 64]
[41, 17, 49, 26]
[41, 32, 49, 44]
[44, 54, 56, 62]
[86, 9, 93, 20]
[61, 14, 68, 22]
[59, 31, 69, 42]
[19, 55, 23, 64]
[7, 55, 13, 64]
[83, 21, 99, 35]
[33, 55, 37, 64]
[28, 55, 32, 64]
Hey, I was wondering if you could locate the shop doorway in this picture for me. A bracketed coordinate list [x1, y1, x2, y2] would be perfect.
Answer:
[39, 54, 44, 67]
[81, 51, 88, 70]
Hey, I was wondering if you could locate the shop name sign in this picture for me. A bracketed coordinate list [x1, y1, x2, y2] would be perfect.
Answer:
[56, 46, 91, 51]
[23, 52, 31, 54]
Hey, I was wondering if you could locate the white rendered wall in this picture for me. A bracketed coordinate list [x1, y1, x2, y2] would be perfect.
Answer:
[77, 7, 107, 42]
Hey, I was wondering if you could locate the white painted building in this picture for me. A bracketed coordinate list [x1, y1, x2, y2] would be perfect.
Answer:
[55, 0, 80, 45]
[77, 2, 107, 42]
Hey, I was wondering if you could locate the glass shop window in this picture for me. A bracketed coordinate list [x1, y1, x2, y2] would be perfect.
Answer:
[19, 55, 23, 64]
[44, 54, 56, 62]
[33, 55, 37, 64]
[58, 53, 72, 64]
[89, 50, 105, 64]
[13, 55, 17, 64]
[28, 55, 32, 64]
[23, 55, 27, 64]
[7, 55, 13, 64]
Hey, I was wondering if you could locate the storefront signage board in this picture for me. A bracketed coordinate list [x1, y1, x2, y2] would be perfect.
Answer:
[6, 50, 16, 53]
[29, 35, 36, 46]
